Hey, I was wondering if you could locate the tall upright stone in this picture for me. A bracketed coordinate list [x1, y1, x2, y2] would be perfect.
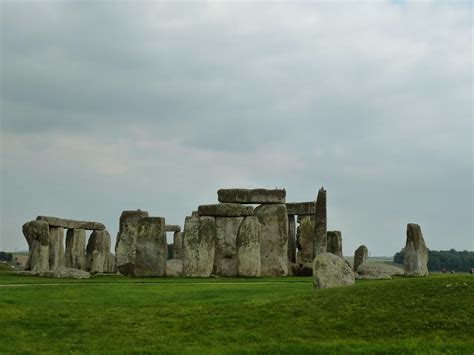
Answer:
[236, 216, 261, 277]
[22, 220, 50, 272]
[183, 216, 216, 277]
[115, 210, 149, 275]
[404, 223, 429, 277]
[296, 215, 315, 265]
[327, 231, 343, 258]
[314, 187, 327, 257]
[287, 214, 296, 263]
[65, 229, 86, 270]
[254, 204, 288, 276]
[353, 245, 368, 272]
[135, 217, 167, 277]
[86, 229, 111, 274]
[173, 231, 183, 259]
[213, 217, 244, 276]
[48, 227, 65, 270]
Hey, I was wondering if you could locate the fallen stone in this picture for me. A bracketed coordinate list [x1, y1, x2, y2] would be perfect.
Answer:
[327, 231, 343, 258]
[217, 188, 286, 204]
[165, 225, 181, 232]
[287, 214, 296, 263]
[404, 223, 429, 277]
[236, 216, 261, 277]
[213, 217, 244, 276]
[18, 267, 91, 279]
[36, 216, 105, 230]
[65, 229, 86, 270]
[314, 187, 327, 257]
[173, 231, 183, 259]
[86, 229, 111, 274]
[183, 216, 216, 277]
[198, 203, 253, 217]
[22, 220, 50, 272]
[296, 215, 315, 265]
[353, 245, 368, 272]
[254, 204, 288, 276]
[313, 252, 355, 289]
[167, 259, 183, 277]
[48, 227, 65, 270]
[286, 202, 316, 215]
[356, 262, 392, 280]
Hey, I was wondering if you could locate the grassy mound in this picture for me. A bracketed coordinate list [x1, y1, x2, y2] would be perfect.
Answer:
[0, 272, 472, 353]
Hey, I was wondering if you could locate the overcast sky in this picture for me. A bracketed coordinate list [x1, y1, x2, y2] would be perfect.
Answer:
[1, 1, 472, 256]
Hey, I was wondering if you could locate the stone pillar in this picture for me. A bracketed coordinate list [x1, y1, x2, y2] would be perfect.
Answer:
[404, 223, 429, 277]
[287, 214, 296, 263]
[86, 229, 111, 274]
[213, 217, 244, 276]
[296, 215, 315, 266]
[327, 231, 343, 258]
[254, 204, 288, 276]
[134, 217, 167, 277]
[314, 187, 327, 257]
[65, 228, 86, 270]
[22, 220, 50, 272]
[49, 227, 65, 270]
[173, 231, 183, 259]
[236, 216, 261, 277]
[353, 245, 368, 272]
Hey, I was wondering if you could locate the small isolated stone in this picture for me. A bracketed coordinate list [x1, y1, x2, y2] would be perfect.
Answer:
[356, 263, 392, 280]
[313, 252, 355, 289]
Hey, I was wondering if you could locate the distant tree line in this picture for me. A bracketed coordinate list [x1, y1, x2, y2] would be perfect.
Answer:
[394, 249, 474, 272]
[0, 252, 13, 262]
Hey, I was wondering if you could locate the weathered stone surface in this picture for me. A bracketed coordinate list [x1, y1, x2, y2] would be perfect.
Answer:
[218, 188, 286, 204]
[133, 217, 167, 277]
[236, 216, 261, 277]
[23, 220, 50, 272]
[165, 225, 181, 232]
[198, 203, 253, 217]
[288, 262, 300, 276]
[254, 204, 288, 276]
[360, 262, 403, 276]
[65, 229, 86, 270]
[173, 231, 183, 259]
[296, 215, 315, 265]
[104, 254, 117, 274]
[288, 214, 296, 263]
[36, 216, 105, 230]
[115, 210, 149, 275]
[286, 202, 316, 215]
[353, 245, 368, 272]
[313, 252, 355, 289]
[48, 227, 65, 270]
[167, 259, 183, 277]
[327, 231, 343, 258]
[356, 262, 392, 280]
[314, 187, 327, 257]
[404, 223, 429, 277]
[183, 216, 216, 277]
[86, 229, 111, 274]
[18, 267, 91, 279]
[213, 217, 244, 276]
[191, 211, 199, 217]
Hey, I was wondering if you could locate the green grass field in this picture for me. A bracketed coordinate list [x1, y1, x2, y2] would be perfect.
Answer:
[0, 270, 473, 354]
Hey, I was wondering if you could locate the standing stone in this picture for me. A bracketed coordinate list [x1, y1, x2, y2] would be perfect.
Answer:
[22, 220, 50, 272]
[104, 254, 117, 274]
[218, 188, 286, 204]
[404, 223, 429, 277]
[115, 210, 149, 275]
[296, 215, 315, 266]
[327, 231, 343, 258]
[314, 187, 327, 257]
[213, 217, 244, 276]
[313, 252, 355, 289]
[173, 231, 183, 259]
[86, 229, 111, 274]
[167, 259, 183, 277]
[287, 214, 296, 263]
[182, 216, 216, 277]
[65, 229, 86, 270]
[48, 227, 65, 270]
[254, 204, 288, 276]
[236, 216, 261, 277]
[135, 217, 167, 277]
[353, 245, 368, 272]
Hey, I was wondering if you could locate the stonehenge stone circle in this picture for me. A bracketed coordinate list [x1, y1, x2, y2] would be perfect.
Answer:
[198, 203, 253, 217]
[287, 214, 296, 264]
[286, 202, 316, 215]
[23, 220, 50, 272]
[236, 216, 261, 277]
[327, 231, 343, 258]
[353, 245, 368, 272]
[134, 217, 167, 277]
[65, 228, 86, 270]
[296, 215, 315, 266]
[183, 216, 216, 277]
[217, 188, 286, 204]
[48, 227, 65, 270]
[254, 204, 288, 276]
[36, 216, 105, 230]
[213, 217, 244, 276]
[314, 187, 327, 257]
[86, 229, 112, 274]
[313, 252, 355, 289]
[404, 223, 429, 277]
[173, 231, 183, 259]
